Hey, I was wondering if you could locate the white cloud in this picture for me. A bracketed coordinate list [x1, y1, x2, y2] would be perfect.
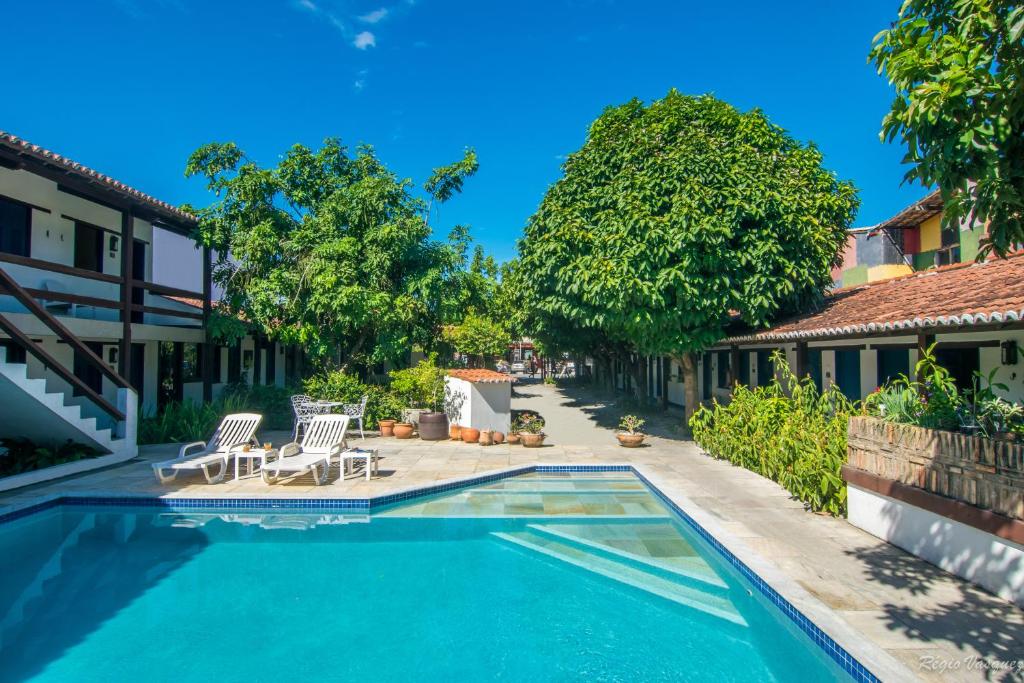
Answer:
[353, 31, 376, 49]
[354, 69, 368, 91]
[359, 8, 388, 23]
[295, 0, 317, 11]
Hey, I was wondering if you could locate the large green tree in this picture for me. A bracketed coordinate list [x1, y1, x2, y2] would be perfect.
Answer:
[184, 139, 478, 370]
[871, 0, 1024, 255]
[518, 91, 858, 420]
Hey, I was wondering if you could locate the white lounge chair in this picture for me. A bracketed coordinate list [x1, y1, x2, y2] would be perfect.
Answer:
[152, 413, 262, 484]
[262, 414, 350, 486]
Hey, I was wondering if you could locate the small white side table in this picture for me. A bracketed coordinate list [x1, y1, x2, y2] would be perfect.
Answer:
[234, 448, 276, 481]
[341, 448, 379, 481]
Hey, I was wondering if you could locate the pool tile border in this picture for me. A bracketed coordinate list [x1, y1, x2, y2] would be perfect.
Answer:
[0, 463, 883, 682]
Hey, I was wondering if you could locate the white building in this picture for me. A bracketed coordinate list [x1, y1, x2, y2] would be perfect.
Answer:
[0, 131, 295, 472]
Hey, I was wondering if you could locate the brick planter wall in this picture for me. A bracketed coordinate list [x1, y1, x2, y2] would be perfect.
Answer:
[847, 415, 1024, 521]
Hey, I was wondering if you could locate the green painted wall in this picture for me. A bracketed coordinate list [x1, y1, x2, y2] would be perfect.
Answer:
[840, 265, 868, 287]
[913, 250, 936, 270]
[961, 227, 982, 262]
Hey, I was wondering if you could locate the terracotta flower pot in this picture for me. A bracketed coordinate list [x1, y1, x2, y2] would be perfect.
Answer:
[479, 430, 494, 446]
[507, 432, 521, 445]
[493, 431, 505, 444]
[616, 433, 645, 448]
[449, 424, 463, 440]
[461, 427, 480, 444]
[378, 419, 396, 437]
[521, 433, 545, 448]
[394, 422, 415, 439]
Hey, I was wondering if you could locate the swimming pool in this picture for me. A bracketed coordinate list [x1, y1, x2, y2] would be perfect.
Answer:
[0, 470, 866, 681]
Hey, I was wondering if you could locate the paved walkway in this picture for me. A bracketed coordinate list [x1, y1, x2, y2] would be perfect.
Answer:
[2, 379, 1022, 681]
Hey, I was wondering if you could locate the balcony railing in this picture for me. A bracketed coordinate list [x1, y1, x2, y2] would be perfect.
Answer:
[0, 252, 204, 324]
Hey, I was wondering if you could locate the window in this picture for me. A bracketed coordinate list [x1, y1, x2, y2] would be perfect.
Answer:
[0, 196, 31, 257]
[738, 352, 750, 387]
[182, 343, 201, 382]
[934, 347, 979, 394]
[756, 351, 773, 387]
[74, 221, 104, 273]
[935, 224, 961, 266]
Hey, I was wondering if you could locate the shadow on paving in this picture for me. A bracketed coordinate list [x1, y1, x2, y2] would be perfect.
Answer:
[551, 382, 693, 443]
[846, 543, 1024, 682]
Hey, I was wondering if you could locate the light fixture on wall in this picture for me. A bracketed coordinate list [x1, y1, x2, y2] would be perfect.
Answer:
[109, 235, 119, 254]
[108, 347, 119, 365]
[1001, 340, 1018, 366]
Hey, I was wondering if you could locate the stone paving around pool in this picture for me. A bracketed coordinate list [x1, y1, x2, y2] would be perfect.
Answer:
[1, 381, 1023, 682]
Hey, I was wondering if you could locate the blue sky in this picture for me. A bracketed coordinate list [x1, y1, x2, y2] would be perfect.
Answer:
[4, 0, 924, 263]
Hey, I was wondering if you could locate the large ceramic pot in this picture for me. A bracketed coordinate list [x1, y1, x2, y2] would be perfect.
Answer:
[461, 427, 481, 444]
[394, 423, 415, 439]
[616, 433, 645, 448]
[378, 419, 396, 437]
[493, 431, 505, 444]
[507, 433, 521, 445]
[418, 412, 449, 441]
[479, 430, 494, 446]
[521, 433, 545, 448]
[449, 424, 463, 440]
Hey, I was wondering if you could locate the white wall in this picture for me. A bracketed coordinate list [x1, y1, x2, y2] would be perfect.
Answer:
[444, 376, 511, 433]
[848, 485, 1024, 606]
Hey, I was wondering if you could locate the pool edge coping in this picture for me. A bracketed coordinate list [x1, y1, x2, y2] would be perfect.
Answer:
[0, 463, 916, 683]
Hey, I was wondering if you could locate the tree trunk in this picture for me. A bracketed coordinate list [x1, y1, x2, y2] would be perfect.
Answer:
[680, 352, 700, 431]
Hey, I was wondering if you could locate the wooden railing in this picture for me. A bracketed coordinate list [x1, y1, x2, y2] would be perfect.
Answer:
[0, 268, 129, 421]
[0, 252, 204, 321]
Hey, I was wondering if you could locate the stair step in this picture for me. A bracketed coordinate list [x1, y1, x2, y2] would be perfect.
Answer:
[525, 523, 729, 592]
[492, 531, 747, 626]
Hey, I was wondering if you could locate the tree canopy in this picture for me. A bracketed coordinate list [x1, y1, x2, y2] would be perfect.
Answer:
[517, 91, 859, 413]
[871, 0, 1024, 256]
[184, 138, 479, 370]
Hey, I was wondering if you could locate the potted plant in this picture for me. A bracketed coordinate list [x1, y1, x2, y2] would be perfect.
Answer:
[616, 415, 646, 447]
[518, 414, 546, 448]
[390, 357, 449, 440]
[507, 431, 521, 445]
[378, 419, 397, 437]
[393, 422, 415, 439]
[479, 429, 494, 446]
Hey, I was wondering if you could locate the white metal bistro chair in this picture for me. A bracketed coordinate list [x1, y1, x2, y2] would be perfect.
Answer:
[342, 395, 368, 439]
[291, 394, 327, 441]
[263, 414, 350, 486]
[152, 413, 263, 484]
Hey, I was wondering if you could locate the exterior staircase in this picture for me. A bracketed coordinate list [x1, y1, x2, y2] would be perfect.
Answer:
[0, 266, 138, 492]
[0, 348, 135, 460]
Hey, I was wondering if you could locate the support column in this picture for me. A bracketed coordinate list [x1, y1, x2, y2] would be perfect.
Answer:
[201, 246, 213, 402]
[118, 212, 134, 379]
[660, 357, 669, 410]
[729, 345, 741, 387]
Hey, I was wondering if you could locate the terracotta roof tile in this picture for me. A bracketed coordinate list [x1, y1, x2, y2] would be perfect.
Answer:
[726, 254, 1024, 343]
[0, 130, 196, 226]
[446, 368, 516, 383]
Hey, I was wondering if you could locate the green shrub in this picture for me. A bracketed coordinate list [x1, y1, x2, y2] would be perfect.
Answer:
[689, 353, 852, 516]
[302, 371, 403, 429]
[139, 383, 293, 445]
[864, 344, 962, 431]
[388, 356, 445, 411]
[0, 439, 103, 477]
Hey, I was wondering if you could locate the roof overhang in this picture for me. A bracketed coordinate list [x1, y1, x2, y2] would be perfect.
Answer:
[0, 131, 197, 235]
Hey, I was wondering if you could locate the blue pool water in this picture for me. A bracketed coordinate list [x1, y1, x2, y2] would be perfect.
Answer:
[0, 474, 850, 681]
